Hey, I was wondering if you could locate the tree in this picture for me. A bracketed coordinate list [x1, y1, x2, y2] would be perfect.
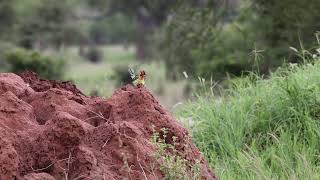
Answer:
[18, 0, 77, 49]
[89, 13, 136, 44]
[162, 0, 320, 80]
[161, 1, 247, 79]
[251, 0, 320, 67]
[88, 0, 184, 61]
[0, 0, 17, 41]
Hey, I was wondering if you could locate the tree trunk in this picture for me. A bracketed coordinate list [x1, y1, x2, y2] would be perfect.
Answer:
[79, 44, 85, 57]
[135, 8, 151, 61]
[136, 21, 147, 61]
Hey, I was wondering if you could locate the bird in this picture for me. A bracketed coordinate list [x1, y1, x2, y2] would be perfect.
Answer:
[129, 68, 146, 87]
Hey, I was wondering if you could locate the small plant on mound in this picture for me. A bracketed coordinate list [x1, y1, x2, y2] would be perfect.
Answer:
[5, 48, 65, 79]
[151, 127, 201, 180]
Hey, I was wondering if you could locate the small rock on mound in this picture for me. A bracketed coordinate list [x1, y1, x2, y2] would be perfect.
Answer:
[0, 72, 216, 180]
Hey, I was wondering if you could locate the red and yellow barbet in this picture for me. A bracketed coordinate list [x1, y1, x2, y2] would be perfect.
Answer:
[129, 69, 146, 87]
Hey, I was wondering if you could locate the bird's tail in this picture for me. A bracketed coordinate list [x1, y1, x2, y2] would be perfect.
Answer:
[128, 68, 136, 80]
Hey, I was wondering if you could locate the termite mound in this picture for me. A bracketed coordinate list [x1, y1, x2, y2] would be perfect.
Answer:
[0, 71, 216, 180]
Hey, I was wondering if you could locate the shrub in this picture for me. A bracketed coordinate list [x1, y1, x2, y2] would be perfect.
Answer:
[162, 5, 252, 80]
[85, 47, 103, 63]
[111, 65, 132, 86]
[0, 42, 16, 71]
[5, 49, 65, 79]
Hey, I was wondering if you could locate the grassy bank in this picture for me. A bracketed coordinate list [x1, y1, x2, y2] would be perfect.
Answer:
[177, 58, 320, 179]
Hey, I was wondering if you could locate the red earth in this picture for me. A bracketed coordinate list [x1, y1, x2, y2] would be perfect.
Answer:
[0, 71, 216, 180]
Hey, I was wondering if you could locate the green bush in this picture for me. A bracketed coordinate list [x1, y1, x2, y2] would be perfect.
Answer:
[111, 65, 132, 87]
[85, 47, 103, 63]
[162, 6, 252, 79]
[5, 49, 65, 79]
[0, 42, 16, 71]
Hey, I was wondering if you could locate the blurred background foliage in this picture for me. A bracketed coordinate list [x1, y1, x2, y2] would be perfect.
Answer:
[162, 0, 320, 78]
[0, 0, 319, 107]
[5, 48, 65, 79]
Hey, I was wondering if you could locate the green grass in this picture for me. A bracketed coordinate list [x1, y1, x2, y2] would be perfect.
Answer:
[177, 58, 320, 179]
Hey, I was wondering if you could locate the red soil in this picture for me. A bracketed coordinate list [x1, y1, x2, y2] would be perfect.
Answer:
[0, 72, 216, 180]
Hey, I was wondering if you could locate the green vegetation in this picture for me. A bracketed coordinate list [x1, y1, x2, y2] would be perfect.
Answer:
[177, 56, 320, 179]
[162, 0, 320, 78]
[0, 1, 16, 40]
[1, 0, 319, 80]
[151, 128, 201, 180]
[251, 0, 320, 60]
[84, 46, 103, 63]
[90, 13, 136, 44]
[5, 49, 65, 79]
[18, 0, 72, 48]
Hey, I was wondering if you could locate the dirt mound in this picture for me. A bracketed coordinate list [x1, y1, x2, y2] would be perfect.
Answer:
[0, 72, 216, 180]
[19, 71, 86, 96]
